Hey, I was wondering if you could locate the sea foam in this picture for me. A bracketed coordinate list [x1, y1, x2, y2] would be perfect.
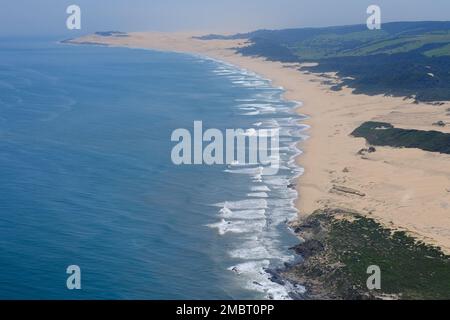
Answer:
[206, 60, 307, 299]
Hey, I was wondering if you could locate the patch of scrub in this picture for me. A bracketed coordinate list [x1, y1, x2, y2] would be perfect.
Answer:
[351, 121, 450, 154]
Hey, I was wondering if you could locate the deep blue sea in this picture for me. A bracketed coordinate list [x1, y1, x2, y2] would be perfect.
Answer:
[0, 37, 307, 299]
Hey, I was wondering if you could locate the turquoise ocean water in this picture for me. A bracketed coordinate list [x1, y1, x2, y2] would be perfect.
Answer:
[0, 38, 307, 299]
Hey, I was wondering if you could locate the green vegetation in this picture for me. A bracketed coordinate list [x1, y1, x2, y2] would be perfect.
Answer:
[285, 209, 450, 299]
[351, 121, 450, 154]
[332, 214, 450, 299]
[425, 43, 450, 57]
[199, 21, 450, 101]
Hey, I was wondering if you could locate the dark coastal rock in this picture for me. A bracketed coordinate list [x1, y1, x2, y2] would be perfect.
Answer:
[299, 219, 321, 230]
[287, 183, 296, 190]
[357, 148, 366, 155]
[288, 282, 309, 300]
[288, 291, 305, 300]
[290, 239, 325, 259]
[432, 120, 446, 127]
[293, 218, 322, 235]
[293, 227, 302, 233]
[266, 269, 285, 286]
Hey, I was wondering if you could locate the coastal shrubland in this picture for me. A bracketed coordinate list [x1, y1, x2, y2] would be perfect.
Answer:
[351, 121, 450, 154]
[284, 209, 450, 299]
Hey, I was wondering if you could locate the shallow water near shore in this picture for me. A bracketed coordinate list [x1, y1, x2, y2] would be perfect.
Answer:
[0, 38, 305, 299]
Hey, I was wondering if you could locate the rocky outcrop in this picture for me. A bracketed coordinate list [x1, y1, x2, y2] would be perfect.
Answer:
[432, 120, 446, 127]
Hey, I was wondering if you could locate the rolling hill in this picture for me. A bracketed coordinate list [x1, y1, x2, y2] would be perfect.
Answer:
[198, 21, 450, 102]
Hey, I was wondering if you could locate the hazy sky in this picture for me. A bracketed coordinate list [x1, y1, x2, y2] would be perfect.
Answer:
[1, 0, 450, 36]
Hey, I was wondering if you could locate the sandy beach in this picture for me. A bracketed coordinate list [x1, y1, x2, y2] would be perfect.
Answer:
[68, 32, 450, 253]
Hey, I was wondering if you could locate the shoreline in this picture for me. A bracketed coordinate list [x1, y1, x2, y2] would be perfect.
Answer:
[65, 32, 450, 254]
[201, 58, 307, 299]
